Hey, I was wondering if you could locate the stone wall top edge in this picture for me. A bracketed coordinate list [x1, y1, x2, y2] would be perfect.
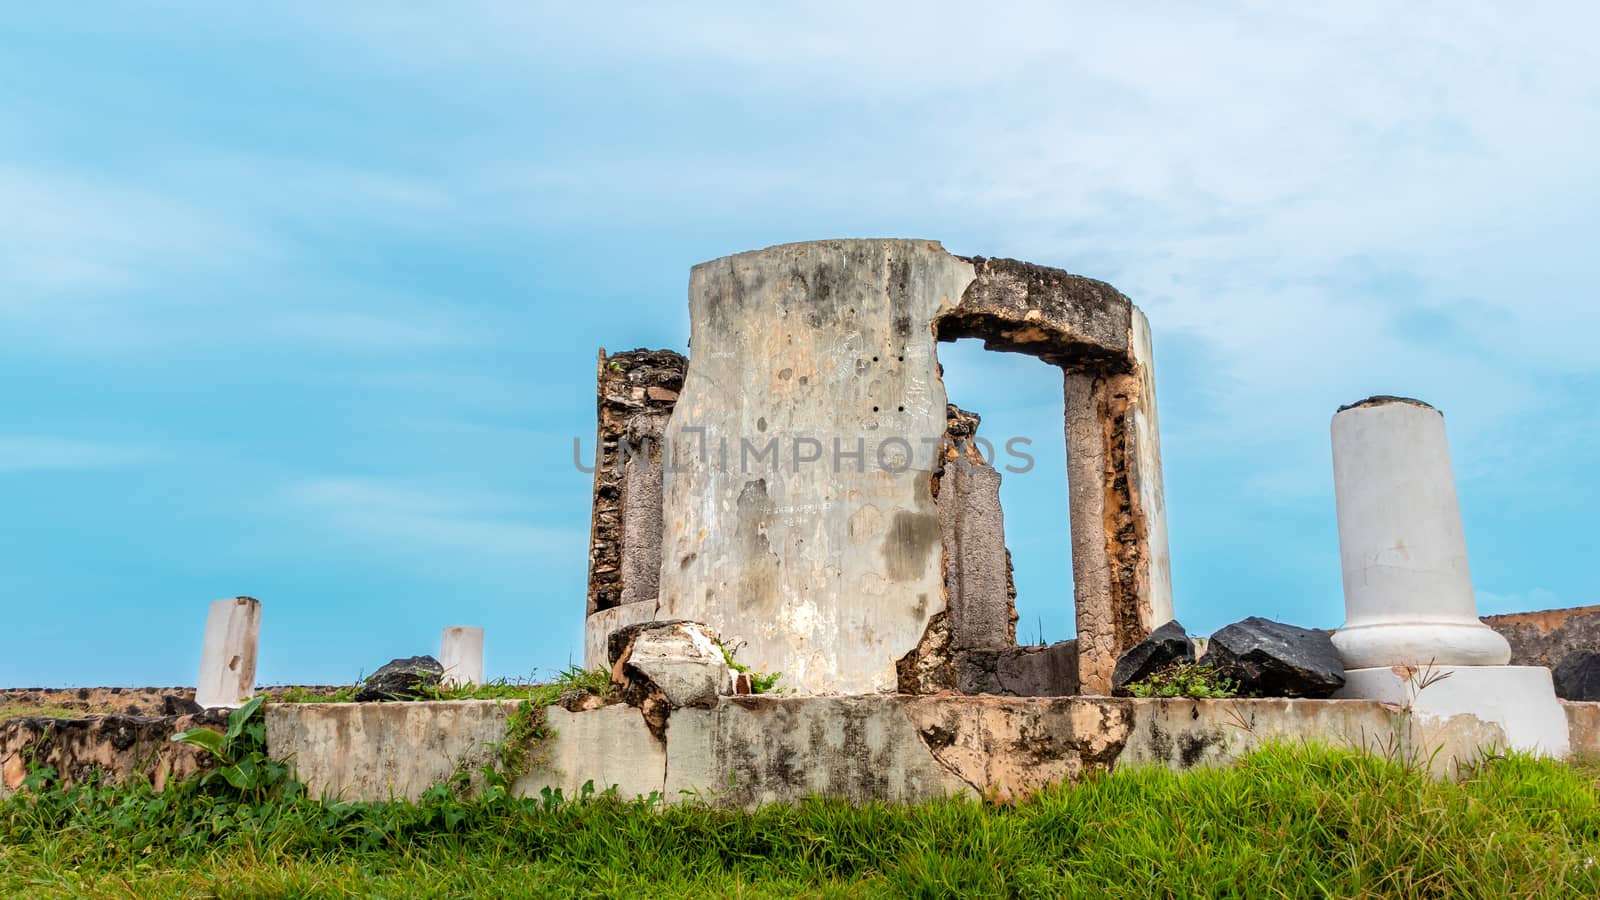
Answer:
[690, 238, 953, 272]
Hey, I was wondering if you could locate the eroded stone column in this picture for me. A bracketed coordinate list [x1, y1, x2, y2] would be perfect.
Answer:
[939, 406, 1017, 651]
[585, 349, 685, 616]
[440, 626, 484, 687]
[1064, 350, 1172, 696]
[1331, 397, 1567, 757]
[195, 596, 260, 710]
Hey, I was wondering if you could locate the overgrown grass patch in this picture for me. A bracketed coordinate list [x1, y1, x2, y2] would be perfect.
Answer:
[4, 743, 1599, 897]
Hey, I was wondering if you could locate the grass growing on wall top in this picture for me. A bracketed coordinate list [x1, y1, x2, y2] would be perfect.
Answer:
[4, 743, 1600, 898]
[278, 666, 612, 704]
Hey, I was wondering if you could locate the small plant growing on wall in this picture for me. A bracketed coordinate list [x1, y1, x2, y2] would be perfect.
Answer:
[720, 642, 783, 694]
[1125, 662, 1239, 699]
[170, 696, 300, 802]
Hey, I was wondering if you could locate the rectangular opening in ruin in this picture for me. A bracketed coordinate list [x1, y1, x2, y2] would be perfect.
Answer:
[939, 338, 1076, 648]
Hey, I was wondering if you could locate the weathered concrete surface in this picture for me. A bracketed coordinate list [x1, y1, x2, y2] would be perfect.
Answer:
[248, 694, 1585, 806]
[664, 696, 972, 806]
[941, 256, 1131, 364]
[1482, 605, 1600, 668]
[1, 711, 223, 797]
[1337, 665, 1570, 758]
[938, 410, 1015, 651]
[266, 700, 511, 801]
[658, 240, 1173, 695]
[514, 705, 666, 801]
[587, 348, 686, 616]
[196, 596, 261, 709]
[659, 240, 973, 694]
[903, 696, 1131, 801]
[609, 620, 731, 740]
[955, 640, 1080, 696]
[1127, 308, 1173, 639]
[584, 599, 658, 670]
[1564, 701, 1600, 757]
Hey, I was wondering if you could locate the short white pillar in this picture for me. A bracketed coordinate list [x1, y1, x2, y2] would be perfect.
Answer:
[195, 596, 261, 709]
[1330, 397, 1567, 758]
[440, 626, 484, 687]
[1330, 396, 1510, 668]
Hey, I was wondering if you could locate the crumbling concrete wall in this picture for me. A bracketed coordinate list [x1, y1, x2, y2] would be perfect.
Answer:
[1, 711, 223, 797]
[943, 260, 1172, 695]
[257, 695, 1551, 806]
[653, 241, 1171, 695]
[658, 241, 973, 694]
[1482, 605, 1600, 668]
[586, 348, 685, 617]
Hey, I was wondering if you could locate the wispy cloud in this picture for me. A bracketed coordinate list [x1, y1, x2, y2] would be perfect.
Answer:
[277, 477, 584, 563]
[0, 435, 158, 473]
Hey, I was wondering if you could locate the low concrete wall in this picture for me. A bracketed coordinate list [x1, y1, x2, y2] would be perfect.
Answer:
[1566, 701, 1600, 757]
[263, 695, 1583, 806]
[1, 711, 223, 797]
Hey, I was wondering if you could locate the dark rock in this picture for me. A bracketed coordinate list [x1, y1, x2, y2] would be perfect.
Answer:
[1553, 650, 1600, 701]
[1113, 620, 1193, 694]
[1206, 617, 1345, 698]
[956, 640, 1079, 696]
[162, 695, 203, 717]
[355, 656, 444, 702]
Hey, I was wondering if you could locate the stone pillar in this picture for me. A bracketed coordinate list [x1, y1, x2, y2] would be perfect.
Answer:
[584, 349, 683, 669]
[195, 596, 260, 710]
[1330, 397, 1509, 668]
[939, 406, 1017, 651]
[586, 349, 685, 616]
[1063, 317, 1173, 697]
[1330, 397, 1567, 757]
[440, 626, 484, 688]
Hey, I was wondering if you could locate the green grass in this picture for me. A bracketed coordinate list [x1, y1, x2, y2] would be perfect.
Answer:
[277, 666, 612, 705]
[0, 706, 84, 722]
[4, 743, 1599, 898]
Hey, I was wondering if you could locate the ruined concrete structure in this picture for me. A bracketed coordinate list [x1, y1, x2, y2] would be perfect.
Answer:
[584, 239, 1171, 695]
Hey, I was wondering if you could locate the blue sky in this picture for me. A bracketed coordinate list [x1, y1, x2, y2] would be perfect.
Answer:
[2, 3, 1596, 686]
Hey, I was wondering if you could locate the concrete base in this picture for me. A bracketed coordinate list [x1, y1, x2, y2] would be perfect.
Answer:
[1335, 665, 1570, 758]
[584, 600, 658, 669]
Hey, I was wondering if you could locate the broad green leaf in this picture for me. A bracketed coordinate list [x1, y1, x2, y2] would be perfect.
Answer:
[226, 696, 266, 742]
[172, 728, 225, 755]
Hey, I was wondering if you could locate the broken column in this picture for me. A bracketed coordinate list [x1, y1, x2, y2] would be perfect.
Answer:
[939, 405, 1018, 653]
[195, 596, 260, 710]
[583, 348, 685, 668]
[1330, 396, 1568, 756]
[439, 626, 484, 687]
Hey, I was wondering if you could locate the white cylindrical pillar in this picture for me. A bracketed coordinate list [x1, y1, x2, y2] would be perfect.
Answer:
[1330, 397, 1510, 668]
[195, 596, 261, 709]
[440, 626, 485, 687]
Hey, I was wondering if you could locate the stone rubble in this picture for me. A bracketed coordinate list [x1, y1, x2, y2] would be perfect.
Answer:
[1553, 650, 1600, 702]
[1112, 620, 1195, 695]
[1206, 617, 1345, 698]
[355, 656, 444, 702]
